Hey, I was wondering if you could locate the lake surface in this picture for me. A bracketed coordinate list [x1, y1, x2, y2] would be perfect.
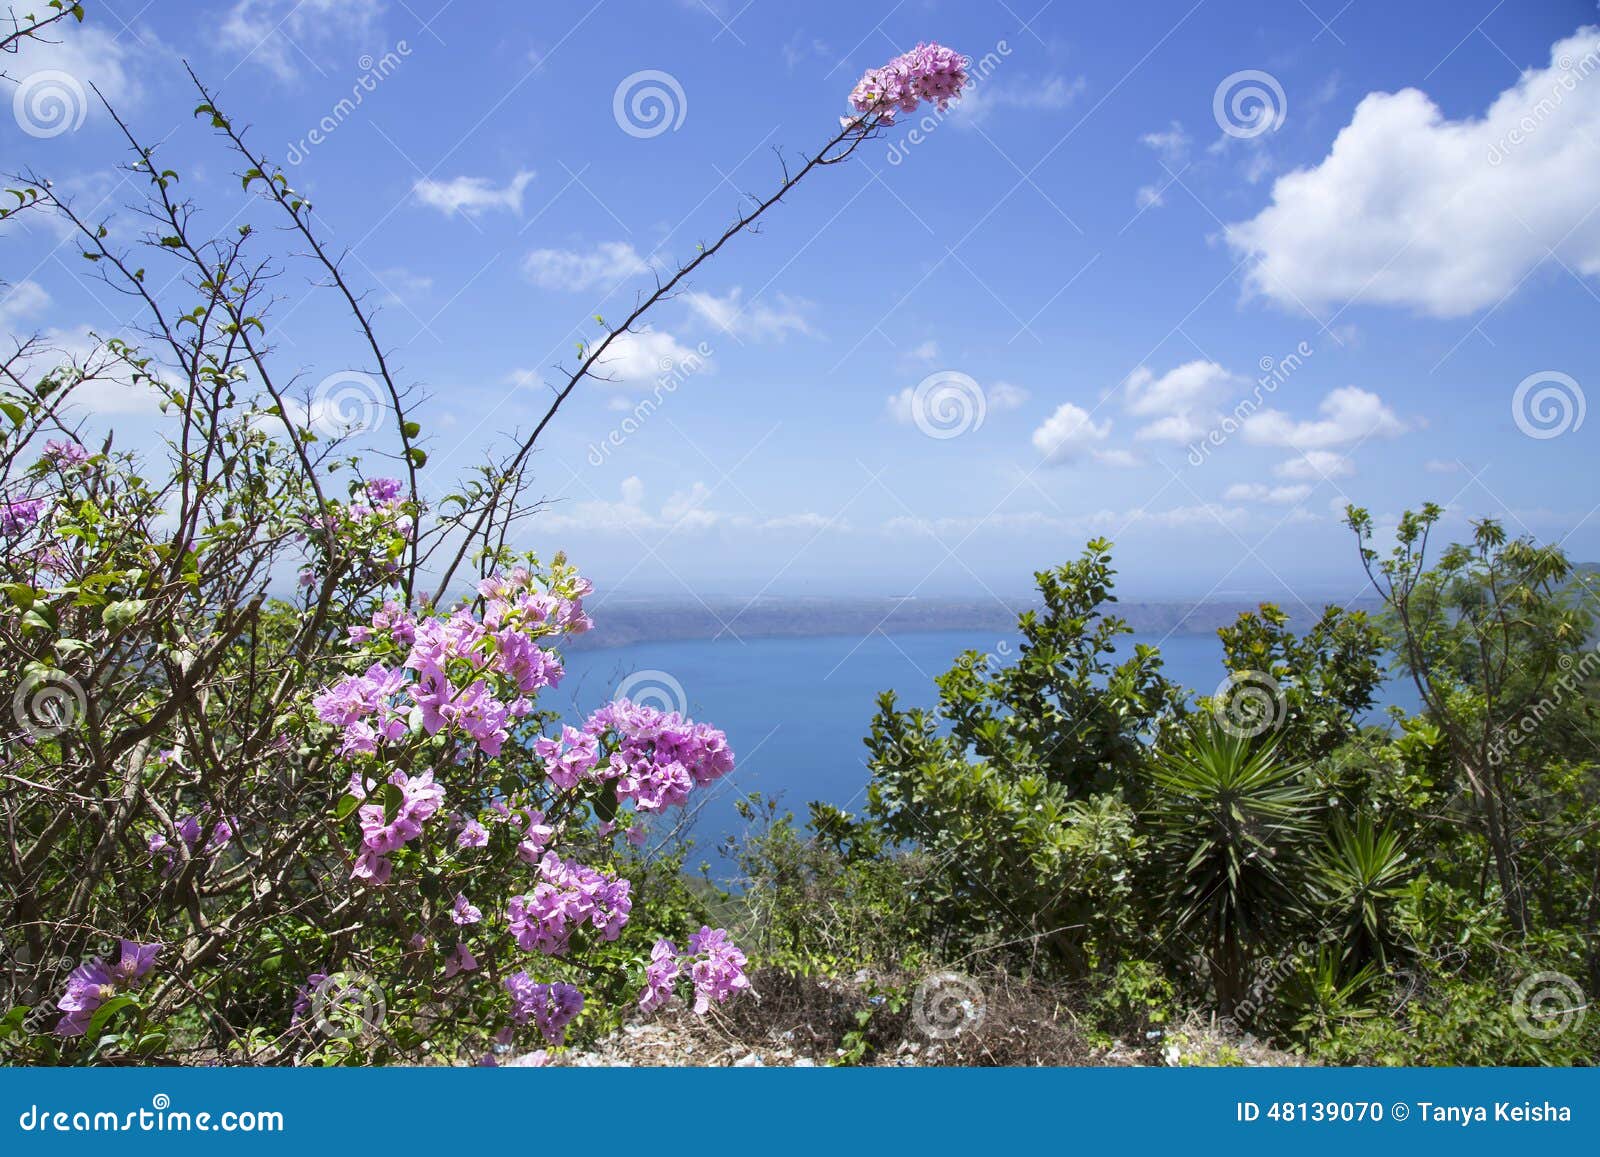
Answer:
[558, 630, 1412, 872]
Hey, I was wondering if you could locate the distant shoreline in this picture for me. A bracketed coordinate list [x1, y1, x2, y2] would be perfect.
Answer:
[565, 596, 1383, 651]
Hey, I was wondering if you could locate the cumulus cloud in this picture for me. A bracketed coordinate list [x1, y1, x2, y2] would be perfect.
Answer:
[220, 0, 384, 81]
[414, 171, 535, 218]
[1031, 401, 1129, 466]
[1275, 450, 1354, 480]
[1225, 27, 1600, 317]
[523, 241, 653, 291]
[682, 288, 813, 341]
[1244, 386, 1408, 448]
[587, 328, 705, 388]
[1123, 360, 1242, 443]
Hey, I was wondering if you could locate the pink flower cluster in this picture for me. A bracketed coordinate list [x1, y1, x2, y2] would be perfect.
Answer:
[1, 496, 45, 536]
[351, 769, 445, 884]
[315, 575, 576, 762]
[42, 439, 89, 468]
[637, 926, 750, 1015]
[147, 808, 234, 872]
[507, 851, 633, 955]
[849, 42, 969, 122]
[532, 699, 735, 815]
[56, 941, 161, 1036]
[504, 973, 584, 1044]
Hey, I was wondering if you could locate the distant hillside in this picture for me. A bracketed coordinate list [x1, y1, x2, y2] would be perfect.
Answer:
[566, 595, 1385, 651]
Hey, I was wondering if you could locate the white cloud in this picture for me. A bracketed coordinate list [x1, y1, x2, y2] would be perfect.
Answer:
[987, 382, 1030, 411]
[220, 0, 383, 81]
[1122, 360, 1242, 442]
[0, 281, 50, 330]
[1, 24, 145, 112]
[1225, 27, 1600, 317]
[1425, 458, 1464, 474]
[1031, 401, 1113, 465]
[523, 241, 652, 291]
[1141, 121, 1191, 165]
[587, 328, 703, 388]
[901, 340, 941, 366]
[1224, 482, 1313, 504]
[954, 74, 1087, 125]
[1135, 185, 1166, 210]
[1244, 386, 1408, 448]
[414, 171, 535, 218]
[682, 288, 813, 341]
[1, 324, 165, 415]
[1276, 450, 1354, 480]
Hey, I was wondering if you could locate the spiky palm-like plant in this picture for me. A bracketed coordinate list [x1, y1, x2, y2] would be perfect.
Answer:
[1312, 814, 1412, 967]
[1147, 722, 1319, 1015]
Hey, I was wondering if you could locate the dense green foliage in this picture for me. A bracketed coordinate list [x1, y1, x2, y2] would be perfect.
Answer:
[735, 524, 1600, 1065]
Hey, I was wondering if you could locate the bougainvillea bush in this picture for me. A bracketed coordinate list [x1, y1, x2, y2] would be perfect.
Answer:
[0, 9, 967, 1066]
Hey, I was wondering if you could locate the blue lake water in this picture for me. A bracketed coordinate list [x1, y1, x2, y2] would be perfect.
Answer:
[558, 630, 1413, 871]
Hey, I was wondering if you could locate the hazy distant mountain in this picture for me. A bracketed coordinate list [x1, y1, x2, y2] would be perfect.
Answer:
[566, 595, 1385, 651]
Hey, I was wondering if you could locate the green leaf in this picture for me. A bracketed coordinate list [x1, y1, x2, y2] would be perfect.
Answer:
[85, 995, 138, 1040]
[102, 598, 148, 630]
[333, 793, 361, 821]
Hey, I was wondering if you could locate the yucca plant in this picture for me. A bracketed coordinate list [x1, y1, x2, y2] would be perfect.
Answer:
[1312, 814, 1412, 967]
[1146, 721, 1319, 1015]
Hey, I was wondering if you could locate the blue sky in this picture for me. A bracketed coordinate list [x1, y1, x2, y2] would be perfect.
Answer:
[3, 0, 1598, 607]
